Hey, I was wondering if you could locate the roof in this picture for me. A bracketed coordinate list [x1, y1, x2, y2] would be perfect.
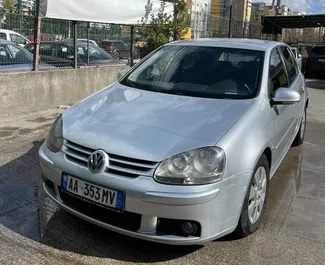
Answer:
[168, 38, 283, 51]
[262, 14, 325, 34]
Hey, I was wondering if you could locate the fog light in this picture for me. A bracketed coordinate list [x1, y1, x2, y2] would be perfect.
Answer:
[179, 221, 198, 237]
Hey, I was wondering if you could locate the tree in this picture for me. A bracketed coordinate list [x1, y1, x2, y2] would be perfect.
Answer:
[139, 0, 189, 57]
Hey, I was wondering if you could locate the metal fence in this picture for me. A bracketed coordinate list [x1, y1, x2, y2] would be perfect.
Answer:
[0, 11, 323, 72]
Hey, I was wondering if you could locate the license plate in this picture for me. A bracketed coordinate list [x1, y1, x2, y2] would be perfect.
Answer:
[61, 174, 125, 212]
[319, 59, 325, 62]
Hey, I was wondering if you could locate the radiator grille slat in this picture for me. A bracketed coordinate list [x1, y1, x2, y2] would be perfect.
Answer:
[62, 140, 159, 178]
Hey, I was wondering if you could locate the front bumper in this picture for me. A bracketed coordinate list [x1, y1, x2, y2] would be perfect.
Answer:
[39, 143, 252, 245]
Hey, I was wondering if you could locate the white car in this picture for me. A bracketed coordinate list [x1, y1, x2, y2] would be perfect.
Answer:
[0, 29, 30, 47]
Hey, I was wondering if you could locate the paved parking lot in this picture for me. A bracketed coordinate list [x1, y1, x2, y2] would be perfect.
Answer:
[1, 79, 325, 265]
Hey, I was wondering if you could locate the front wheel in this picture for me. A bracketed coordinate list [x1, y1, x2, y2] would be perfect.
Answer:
[292, 108, 307, 147]
[235, 154, 270, 237]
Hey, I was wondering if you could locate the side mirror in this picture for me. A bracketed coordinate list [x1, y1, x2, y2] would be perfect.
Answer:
[271, 88, 301, 105]
[117, 69, 128, 80]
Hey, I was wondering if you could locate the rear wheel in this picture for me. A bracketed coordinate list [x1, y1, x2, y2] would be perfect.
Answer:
[113, 51, 120, 60]
[292, 108, 307, 147]
[236, 154, 270, 237]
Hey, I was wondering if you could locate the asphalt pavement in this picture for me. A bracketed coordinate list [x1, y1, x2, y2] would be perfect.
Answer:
[1, 79, 325, 265]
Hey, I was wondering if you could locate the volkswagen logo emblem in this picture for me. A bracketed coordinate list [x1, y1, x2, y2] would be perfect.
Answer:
[88, 150, 109, 174]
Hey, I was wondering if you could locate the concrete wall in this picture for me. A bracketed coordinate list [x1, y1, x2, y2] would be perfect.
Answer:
[0, 64, 130, 115]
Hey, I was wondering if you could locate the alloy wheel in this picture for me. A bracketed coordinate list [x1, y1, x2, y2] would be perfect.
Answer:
[248, 166, 267, 224]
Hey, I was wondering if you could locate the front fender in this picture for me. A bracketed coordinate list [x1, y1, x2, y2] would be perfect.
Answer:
[216, 96, 274, 179]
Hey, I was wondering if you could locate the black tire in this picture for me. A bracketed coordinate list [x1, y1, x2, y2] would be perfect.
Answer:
[235, 154, 270, 237]
[292, 108, 307, 147]
[113, 51, 120, 60]
[134, 48, 140, 59]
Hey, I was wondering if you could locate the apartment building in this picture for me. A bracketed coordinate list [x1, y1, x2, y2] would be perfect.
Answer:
[232, 0, 252, 23]
[251, 2, 265, 23]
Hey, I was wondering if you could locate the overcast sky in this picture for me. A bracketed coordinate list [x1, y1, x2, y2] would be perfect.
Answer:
[252, 0, 325, 14]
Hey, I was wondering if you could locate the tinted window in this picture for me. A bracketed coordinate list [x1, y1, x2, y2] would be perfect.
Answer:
[310, 46, 325, 55]
[76, 45, 113, 61]
[120, 45, 264, 99]
[281, 47, 298, 83]
[10, 34, 27, 45]
[269, 48, 289, 95]
[0, 33, 6, 40]
[0, 44, 32, 65]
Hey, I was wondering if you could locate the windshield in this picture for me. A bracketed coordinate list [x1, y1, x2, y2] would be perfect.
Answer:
[120, 45, 264, 99]
[0, 43, 32, 65]
[76, 45, 113, 61]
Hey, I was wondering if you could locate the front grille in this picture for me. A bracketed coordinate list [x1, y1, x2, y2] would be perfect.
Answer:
[61, 140, 159, 178]
[60, 190, 142, 231]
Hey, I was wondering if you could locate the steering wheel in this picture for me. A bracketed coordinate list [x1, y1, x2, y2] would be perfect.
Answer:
[224, 78, 252, 94]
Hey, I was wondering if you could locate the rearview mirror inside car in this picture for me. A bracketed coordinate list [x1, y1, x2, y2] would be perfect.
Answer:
[271, 88, 301, 105]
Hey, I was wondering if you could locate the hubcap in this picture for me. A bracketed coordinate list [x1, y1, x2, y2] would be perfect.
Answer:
[248, 167, 267, 224]
[300, 111, 306, 139]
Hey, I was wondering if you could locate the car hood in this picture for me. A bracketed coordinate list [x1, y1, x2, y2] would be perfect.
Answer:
[63, 83, 254, 162]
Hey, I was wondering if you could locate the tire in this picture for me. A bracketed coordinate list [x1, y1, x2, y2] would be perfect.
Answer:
[113, 51, 120, 60]
[235, 154, 270, 237]
[134, 48, 140, 59]
[292, 107, 307, 147]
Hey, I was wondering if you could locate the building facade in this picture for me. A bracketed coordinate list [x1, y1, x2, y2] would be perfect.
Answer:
[251, 2, 265, 23]
[210, 0, 232, 36]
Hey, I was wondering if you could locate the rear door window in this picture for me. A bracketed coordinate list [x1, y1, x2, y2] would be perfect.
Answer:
[0, 33, 7, 40]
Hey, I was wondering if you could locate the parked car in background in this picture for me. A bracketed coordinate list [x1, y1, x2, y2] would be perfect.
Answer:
[25, 41, 118, 68]
[40, 39, 308, 245]
[99, 40, 140, 59]
[289, 47, 302, 71]
[0, 40, 55, 71]
[290, 43, 315, 74]
[305, 45, 325, 78]
[65, 39, 99, 47]
[0, 29, 30, 47]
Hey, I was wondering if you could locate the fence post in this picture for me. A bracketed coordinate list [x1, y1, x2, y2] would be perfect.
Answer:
[32, 0, 41, 72]
[73, 21, 78, 69]
[228, 5, 232, 38]
[130, 25, 134, 67]
[87, 22, 90, 66]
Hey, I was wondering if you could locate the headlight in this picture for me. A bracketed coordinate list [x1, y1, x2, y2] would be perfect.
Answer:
[154, 147, 226, 185]
[46, 115, 63, 153]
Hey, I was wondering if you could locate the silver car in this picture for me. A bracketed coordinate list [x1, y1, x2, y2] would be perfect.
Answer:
[39, 39, 308, 245]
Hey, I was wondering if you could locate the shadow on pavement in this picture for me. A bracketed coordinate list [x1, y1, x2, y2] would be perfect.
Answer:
[0, 140, 201, 262]
[305, 79, 325, 90]
[0, 140, 45, 242]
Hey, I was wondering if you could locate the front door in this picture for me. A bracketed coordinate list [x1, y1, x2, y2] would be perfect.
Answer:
[269, 47, 298, 167]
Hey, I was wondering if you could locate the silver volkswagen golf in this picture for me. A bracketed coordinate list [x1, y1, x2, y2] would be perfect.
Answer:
[39, 39, 308, 245]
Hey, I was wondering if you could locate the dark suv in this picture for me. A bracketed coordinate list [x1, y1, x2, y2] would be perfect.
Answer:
[305, 45, 325, 78]
[99, 40, 140, 59]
